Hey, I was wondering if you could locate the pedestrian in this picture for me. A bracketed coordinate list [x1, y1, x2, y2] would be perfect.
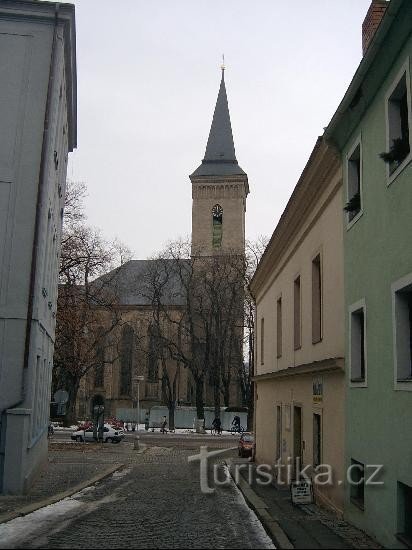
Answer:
[144, 412, 150, 431]
[161, 415, 168, 434]
[231, 415, 241, 433]
[211, 417, 222, 435]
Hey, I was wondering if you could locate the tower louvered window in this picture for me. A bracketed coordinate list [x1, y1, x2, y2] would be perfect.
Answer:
[212, 204, 223, 249]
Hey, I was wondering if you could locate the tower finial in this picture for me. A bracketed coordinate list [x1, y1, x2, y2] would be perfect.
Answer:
[221, 54, 225, 74]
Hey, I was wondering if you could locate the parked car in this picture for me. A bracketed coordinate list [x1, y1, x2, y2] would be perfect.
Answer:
[238, 432, 254, 458]
[71, 423, 125, 443]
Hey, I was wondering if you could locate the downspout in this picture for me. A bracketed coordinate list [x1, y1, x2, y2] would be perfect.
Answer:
[0, 5, 60, 481]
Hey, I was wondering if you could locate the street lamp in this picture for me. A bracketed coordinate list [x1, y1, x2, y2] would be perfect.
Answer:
[136, 375, 145, 432]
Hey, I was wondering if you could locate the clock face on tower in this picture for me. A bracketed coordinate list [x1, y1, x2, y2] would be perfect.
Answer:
[212, 204, 223, 222]
[212, 204, 223, 248]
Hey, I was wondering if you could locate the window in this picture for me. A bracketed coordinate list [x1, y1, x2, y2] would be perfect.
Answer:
[312, 254, 322, 344]
[94, 328, 105, 388]
[385, 70, 411, 177]
[277, 297, 282, 358]
[345, 142, 362, 222]
[392, 276, 412, 385]
[212, 204, 223, 249]
[147, 324, 159, 382]
[350, 459, 365, 510]
[397, 482, 412, 546]
[313, 413, 322, 468]
[294, 276, 301, 350]
[350, 302, 366, 384]
[260, 317, 265, 365]
[120, 325, 134, 395]
[276, 405, 282, 461]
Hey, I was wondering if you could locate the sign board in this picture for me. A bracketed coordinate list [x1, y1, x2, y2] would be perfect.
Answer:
[313, 376, 323, 405]
[291, 480, 313, 505]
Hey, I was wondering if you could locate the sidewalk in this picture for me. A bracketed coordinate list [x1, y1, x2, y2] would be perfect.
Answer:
[230, 460, 380, 550]
[0, 441, 125, 524]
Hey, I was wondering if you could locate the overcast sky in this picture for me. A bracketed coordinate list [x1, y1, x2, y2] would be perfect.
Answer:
[66, 0, 372, 259]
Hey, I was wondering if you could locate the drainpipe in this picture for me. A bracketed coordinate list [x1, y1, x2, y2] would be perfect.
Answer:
[0, 4, 60, 488]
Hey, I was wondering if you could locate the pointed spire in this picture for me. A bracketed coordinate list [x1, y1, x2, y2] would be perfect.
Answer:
[191, 64, 245, 178]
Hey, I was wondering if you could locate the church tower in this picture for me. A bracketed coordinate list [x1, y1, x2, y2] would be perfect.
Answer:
[190, 68, 249, 256]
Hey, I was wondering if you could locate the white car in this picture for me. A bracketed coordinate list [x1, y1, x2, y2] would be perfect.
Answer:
[71, 424, 124, 443]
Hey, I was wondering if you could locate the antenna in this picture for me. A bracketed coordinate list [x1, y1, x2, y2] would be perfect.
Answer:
[221, 54, 225, 72]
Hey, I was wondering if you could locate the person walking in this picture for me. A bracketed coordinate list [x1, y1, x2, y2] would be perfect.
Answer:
[211, 417, 222, 435]
[161, 415, 168, 434]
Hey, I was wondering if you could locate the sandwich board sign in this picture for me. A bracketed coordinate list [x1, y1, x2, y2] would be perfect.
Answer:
[291, 480, 313, 505]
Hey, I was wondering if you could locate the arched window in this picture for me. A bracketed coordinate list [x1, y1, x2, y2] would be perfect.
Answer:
[120, 325, 134, 396]
[94, 328, 105, 388]
[212, 204, 223, 249]
[147, 324, 159, 382]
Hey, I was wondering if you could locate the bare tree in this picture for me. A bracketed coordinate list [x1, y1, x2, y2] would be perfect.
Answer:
[242, 236, 269, 429]
[143, 239, 245, 424]
[53, 181, 131, 425]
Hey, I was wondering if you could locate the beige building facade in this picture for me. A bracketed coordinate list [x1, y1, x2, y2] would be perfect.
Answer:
[251, 138, 345, 515]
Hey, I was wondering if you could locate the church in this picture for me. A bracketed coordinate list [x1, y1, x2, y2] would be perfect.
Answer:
[74, 68, 249, 422]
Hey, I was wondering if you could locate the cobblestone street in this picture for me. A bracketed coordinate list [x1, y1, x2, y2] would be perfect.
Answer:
[0, 439, 274, 549]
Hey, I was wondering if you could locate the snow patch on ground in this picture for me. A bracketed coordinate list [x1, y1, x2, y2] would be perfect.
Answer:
[224, 465, 276, 549]
[112, 467, 132, 479]
[0, 497, 83, 549]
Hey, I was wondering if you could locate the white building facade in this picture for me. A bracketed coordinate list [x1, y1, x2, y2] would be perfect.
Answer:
[0, 0, 76, 493]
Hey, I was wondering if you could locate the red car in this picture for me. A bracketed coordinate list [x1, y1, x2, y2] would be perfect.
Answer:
[238, 432, 254, 458]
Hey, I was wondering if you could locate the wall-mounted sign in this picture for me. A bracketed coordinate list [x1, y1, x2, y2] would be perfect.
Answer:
[291, 480, 313, 505]
[313, 376, 323, 405]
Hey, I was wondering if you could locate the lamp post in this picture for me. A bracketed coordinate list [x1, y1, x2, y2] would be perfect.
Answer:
[136, 375, 145, 432]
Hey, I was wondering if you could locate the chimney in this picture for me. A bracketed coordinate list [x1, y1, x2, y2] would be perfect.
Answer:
[362, 0, 388, 55]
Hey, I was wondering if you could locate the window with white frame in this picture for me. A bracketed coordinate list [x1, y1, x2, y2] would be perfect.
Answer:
[393, 279, 412, 382]
[345, 142, 362, 222]
[350, 303, 366, 383]
[382, 68, 411, 176]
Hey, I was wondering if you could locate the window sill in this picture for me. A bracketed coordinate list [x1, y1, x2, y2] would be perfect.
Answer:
[395, 379, 412, 392]
[387, 152, 412, 187]
[312, 337, 323, 346]
[350, 497, 365, 511]
[396, 533, 412, 548]
[294, 345, 302, 351]
[350, 377, 367, 388]
[346, 209, 363, 231]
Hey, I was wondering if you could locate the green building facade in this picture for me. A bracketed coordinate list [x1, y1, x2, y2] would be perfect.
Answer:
[326, 1, 412, 547]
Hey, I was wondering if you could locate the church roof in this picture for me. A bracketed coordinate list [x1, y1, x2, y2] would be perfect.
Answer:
[191, 70, 246, 178]
[96, 259, 189, 307]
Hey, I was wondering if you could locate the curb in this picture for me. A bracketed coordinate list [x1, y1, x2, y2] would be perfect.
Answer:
[229, 462, 294, 549]
[0, 462, 124, 525]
